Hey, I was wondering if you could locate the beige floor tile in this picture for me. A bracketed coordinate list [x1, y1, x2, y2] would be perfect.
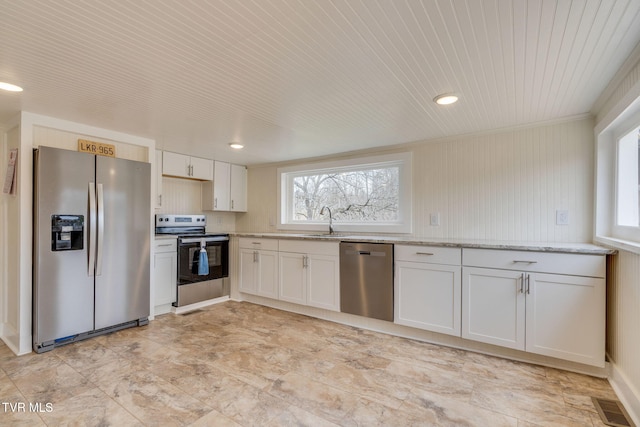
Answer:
[0, 301, 622, 426]
[469, 379, 596, 426]
[190, 409, 244, 427]
[12, 362, 94, 404]
[265, 405, 342, 427]
[268, 371, 362, 424]
[101, 369, 212, 426]
[37, 387, 143, 426]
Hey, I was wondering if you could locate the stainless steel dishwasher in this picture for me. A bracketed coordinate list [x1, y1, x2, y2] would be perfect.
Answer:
[339, 242, 394, 321]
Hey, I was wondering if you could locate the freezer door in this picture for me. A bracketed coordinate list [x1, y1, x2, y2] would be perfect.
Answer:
[33, 147, 95, 346]
[94, 156, 150, 329]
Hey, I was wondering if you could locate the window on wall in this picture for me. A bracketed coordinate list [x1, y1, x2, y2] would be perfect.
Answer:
[278, 153, 412, 233]
[596, 98, 640, 250]
[615, 127, 640, 230]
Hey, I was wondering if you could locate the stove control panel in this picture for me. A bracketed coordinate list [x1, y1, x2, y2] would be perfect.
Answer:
[155, 214, 206, 228]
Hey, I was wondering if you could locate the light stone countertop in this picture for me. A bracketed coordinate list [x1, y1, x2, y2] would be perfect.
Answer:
[232, 232, 616, 255]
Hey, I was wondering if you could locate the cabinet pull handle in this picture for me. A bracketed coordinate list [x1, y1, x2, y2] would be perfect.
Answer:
[526, 274, 531, 294]
[416, 252, 434, 256]
[159, 194, 162, 206]
[253, 251, 258, 263]
[513, 260, 537, 264]
[519, 273, 525, 293]
[214, 198, 217, 209]
[252, 242, 262, 245]
[303, 255, 308, 268]
[231, 200, 234, 209]
[157, 243, 172, 247]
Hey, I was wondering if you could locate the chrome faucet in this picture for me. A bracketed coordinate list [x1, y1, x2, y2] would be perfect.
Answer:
[320, 206, 333, 234]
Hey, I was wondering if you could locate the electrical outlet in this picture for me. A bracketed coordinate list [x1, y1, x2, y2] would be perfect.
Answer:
[430, 213, 440, 226]
[556, 210, 569, 225]
[216, 216, 223, 225]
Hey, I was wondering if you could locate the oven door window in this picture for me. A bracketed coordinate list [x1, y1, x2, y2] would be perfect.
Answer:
[178, 242, 228, 285]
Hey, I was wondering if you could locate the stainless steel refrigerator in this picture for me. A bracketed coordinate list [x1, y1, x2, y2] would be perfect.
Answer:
[33, 146, 150, 353]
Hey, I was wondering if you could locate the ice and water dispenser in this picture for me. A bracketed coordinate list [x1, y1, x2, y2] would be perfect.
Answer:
[51, 215, 84, 251]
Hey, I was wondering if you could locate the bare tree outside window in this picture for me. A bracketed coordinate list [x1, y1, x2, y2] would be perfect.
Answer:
[291, 166, 400, 222]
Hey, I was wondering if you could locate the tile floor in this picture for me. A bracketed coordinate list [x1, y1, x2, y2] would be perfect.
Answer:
[0, 301, 619, 426]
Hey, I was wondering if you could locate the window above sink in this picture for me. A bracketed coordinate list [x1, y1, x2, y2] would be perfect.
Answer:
[277, 152, 412, 234]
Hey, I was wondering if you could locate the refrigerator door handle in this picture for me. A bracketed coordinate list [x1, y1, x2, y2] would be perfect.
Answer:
[96, 183, 105, 276]
[88, 182, 97, 276]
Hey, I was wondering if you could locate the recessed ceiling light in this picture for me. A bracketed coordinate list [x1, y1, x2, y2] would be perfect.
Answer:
[434, 93, 458, 105]
[229, 142, 244, 150]
[0, 82, 23, 92]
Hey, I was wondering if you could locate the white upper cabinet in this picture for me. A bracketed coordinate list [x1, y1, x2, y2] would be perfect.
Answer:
[202, 161, 247, 212]
[230, 164, 247, 212]
[213, 160, 230, 210]
[162, 151, 213, 181]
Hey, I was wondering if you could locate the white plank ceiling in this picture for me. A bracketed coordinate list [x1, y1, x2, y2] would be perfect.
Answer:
[1, 0, 639, 165]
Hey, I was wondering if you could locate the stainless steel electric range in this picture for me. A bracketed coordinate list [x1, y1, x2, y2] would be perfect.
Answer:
[155, 214, 229, 307]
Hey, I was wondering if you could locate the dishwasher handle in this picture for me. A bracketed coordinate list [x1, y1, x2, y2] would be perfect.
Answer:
[344, 249, 388, 257]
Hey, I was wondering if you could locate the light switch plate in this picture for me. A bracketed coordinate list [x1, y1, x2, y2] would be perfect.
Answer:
[430, 213, 440, 226]
[556, 210, 569, 225]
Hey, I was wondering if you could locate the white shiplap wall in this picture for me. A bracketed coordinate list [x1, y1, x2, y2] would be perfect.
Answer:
[594, 49, 640, 423]
[157, 177, 236, 233]
[412, 118, 593, 241]
[238, 116, 594, 243]
[2, 126, 20, 340]
[33, 126, 148, 161]
[607, 251, 640, 396]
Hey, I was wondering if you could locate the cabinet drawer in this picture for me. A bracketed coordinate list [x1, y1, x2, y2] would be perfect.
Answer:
[395, 245, 461, 265]
[278, 239, 339, 256]
[462, 248, 605, 278]
[239, 237, 278, 251]
[154, 238, 177, 253]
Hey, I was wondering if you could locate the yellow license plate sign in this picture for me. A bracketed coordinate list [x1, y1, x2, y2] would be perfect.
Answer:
[78, 139, 116, 158]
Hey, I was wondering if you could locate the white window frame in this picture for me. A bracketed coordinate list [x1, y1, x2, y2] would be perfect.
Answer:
[595, 94, 640, 253]
[277, 152, 412, 234]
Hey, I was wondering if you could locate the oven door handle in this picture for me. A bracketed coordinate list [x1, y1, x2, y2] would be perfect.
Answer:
[180, 236, 229, 244]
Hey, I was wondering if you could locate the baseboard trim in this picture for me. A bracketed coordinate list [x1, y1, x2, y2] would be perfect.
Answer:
[608, 361, 640, 426]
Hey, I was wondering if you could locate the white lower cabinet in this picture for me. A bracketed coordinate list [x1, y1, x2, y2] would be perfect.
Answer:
[461, 267, 525, 349]
[154, 239, 177, 308]
[394, 245, 462, 336]
[525, 272, 605, 365]
[461, 249, 606, 367]
[278, 240, 340, 312]
[239, 239, 279, 299]
[279, 252, 306, 305]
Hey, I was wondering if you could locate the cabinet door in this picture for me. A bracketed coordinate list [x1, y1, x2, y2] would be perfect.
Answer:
[154, 251, 177, 306]
[155, 150, 163, 208]
[213, 161, 231, 211]
[526, 273, 605, 367]
[395, 261, 461, 336]
[307, 254, 339, 311]
[279, 252, 306, 305]
[190, 156, 214, 181]
[462, 267, 525, 350]
[257, 250, 279, 299]
[239, 249, 258, 294]
[230, 164, 247, 212]
[162, 151, 190, 178]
